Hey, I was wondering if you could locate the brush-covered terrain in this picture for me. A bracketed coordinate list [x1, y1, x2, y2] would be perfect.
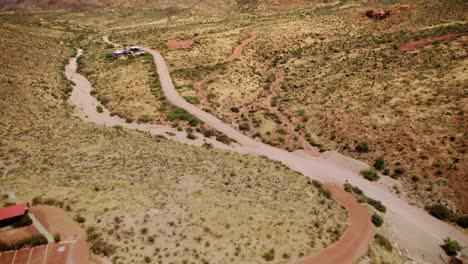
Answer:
[0, 13, 353, 264]
[0, 0, 465, 263]
[89, 0, 467, 218]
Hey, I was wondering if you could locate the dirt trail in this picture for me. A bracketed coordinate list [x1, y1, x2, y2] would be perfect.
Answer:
[66, 48, 247, 153]
[169, 29, 256, 72]
[399, 33, 465, 51]
[94, 36, 468, 263]
[167, 35, 204, 50]
[223, 29, 257, 62]
[296, 183, 374, 264]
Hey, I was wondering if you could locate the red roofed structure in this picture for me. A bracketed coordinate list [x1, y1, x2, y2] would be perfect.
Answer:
[0, 203, 28, 221]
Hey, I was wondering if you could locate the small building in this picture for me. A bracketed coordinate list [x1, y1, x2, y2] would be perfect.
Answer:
[0, 203, 29, 227]
[113, 49, 128, 57]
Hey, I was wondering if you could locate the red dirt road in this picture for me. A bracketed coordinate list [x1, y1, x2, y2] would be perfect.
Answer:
[398, 33, 465, 51]
[296, 183, 374, 264]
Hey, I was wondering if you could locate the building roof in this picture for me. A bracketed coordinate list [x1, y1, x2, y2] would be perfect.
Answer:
[0, 203, 27, 221]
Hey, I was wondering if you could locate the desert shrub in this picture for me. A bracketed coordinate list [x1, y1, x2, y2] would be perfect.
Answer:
[360, 167, 380, 181]
[425, 204, 451, 221]
[456, 216, 468, 228]
[137, 115, 152, 123]
[144, 256, 151, 263]
[11, 215, 33, 228]
[2, 202, 15, 207]
[86, 226, 116, 256]
[262, 248, 275, 261]
[203, 129, 215, 137]
[392, 168, 406, 178]
[239, 123, 250, 131]
[367, 198, 386, 213]
[374, 233, 392, 251]
[74, 214, 86, 223]
[99, 97, 109, 105]
[371, 214, 384, 227]
[355, 142, 369, 153]
[441, 237, 462, 256]
[230, 107, 239, 113]
[411, 175, 420, 182]
[96, 106, 103, 113]
[187, 133, 196, 140]
[31, 196, 63, 207]
[312, 180, 331, 199]
[344, 183, 352, 192]
[374, 158, 385, 170]
[4, 234, 48, 251]
[54, 233, 61, 242]
[167, 107, 192, 121]
[184, 96, 200, 105]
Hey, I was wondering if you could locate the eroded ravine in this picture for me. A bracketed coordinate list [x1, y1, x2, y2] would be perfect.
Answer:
[75, 35, 468, 263]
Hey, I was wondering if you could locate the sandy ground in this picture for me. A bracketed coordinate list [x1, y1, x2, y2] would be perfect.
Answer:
[89, 35, 468, 263]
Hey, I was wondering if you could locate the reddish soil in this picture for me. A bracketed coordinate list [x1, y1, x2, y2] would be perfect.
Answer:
[296, 183, 374, 264]
[45, 242, 72, 263]
[166, 35, 204, 50]
[223, 29, 256, 62]
[30, 206, 85, 241]
[0, 251, 15, 263]
[0, 225, 40, 243]
[13, 248, 32, 263]
[29, 245, 47, 264]
[398, 33, 465, 51]
[0, 241, 87, 264]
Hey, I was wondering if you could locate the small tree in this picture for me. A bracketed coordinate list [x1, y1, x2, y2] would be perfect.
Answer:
[456, 216, 468, 228]
[374, 158, 385, 170]
[425, 204, 451, 221]
[355, 142, 369, 153]
[441, 237, 462, 256]
[361, 167, 380, 181]
[371, 213, 384, 227]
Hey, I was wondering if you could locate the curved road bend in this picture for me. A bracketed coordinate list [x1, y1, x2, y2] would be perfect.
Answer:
[101, 36, 467, 263]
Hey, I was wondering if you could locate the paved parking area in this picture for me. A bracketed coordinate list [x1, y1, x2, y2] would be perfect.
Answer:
[0, 240, 84, 264]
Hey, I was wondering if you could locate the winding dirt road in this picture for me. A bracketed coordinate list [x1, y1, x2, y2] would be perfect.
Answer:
[83, 36, 468, 263]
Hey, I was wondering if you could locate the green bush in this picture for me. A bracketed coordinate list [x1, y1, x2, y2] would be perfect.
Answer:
[355, 142, 369, 153]
[456, 216, 468, 228]
[137, 115, 152, 123]
[11, 215, 33, 228]
[425, 204, 451, 221]
[374, 158, 385, 170]
[184, 96, 200, 105]
[367, 198, 386, 213]
[374, 233, 392, 251]
[74, 214, 86, 223]
[239, 123, 250, 131]
[187, 133, 196, 140]
[262, 248, 275, 261]
[1, 234, 48, 251]
[371, 214, 384, 227]
[167, 107, 192, 121]
[441, 237, 462, 256]
[360, 167, 380, 181]
[96, 106, 103, 113]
